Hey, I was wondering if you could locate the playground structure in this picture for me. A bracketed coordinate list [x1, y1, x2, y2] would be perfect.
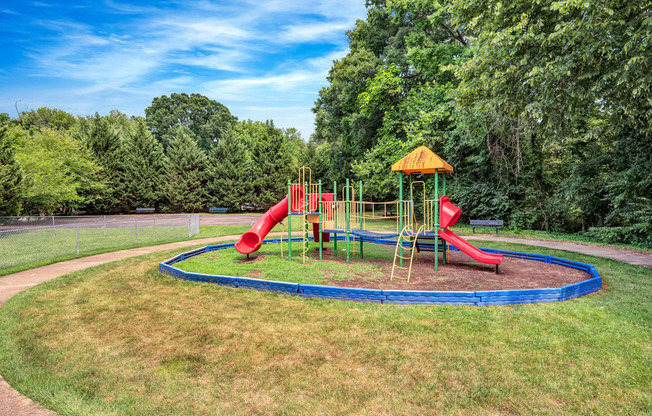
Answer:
[235, 147, 503, 281]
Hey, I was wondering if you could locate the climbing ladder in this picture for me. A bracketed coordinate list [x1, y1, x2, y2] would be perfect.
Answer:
[391, 224, 426, 282]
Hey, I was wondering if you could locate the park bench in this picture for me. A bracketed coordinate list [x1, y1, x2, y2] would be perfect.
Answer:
[209, 207, 228, 214]
[470, 219, 503, 234]
[136, 207, 155, 214]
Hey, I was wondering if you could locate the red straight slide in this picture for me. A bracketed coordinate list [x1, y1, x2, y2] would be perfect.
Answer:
[438, 228, 503, 265]
[438, 195, 503, 266]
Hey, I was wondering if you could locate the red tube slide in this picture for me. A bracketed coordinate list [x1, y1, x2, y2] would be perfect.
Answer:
[235, 196, 289, 254]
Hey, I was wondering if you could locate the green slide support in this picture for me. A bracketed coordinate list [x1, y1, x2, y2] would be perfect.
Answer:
[346, 178, 350, 264]
[399, 171, 403, 267]
[333, 180, 337, 257]
[319, 181, 323, 261]
[434, 170, 439, 271]
[287, 180, 292, 261]
[359, 180, 363, 259]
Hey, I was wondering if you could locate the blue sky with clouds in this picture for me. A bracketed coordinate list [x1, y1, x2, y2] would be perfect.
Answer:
[0, 0, 367, 139]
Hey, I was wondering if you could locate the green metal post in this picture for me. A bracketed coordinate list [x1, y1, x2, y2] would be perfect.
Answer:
[359, 180, 363, 258]
[304, 181, 309, 259]
[346, 178, 350, 264]
[319, 181, 323, 261]
[333, 180, 337, 257]
[443, 173, 446, 196]
[287, 180, 292, 261]
[442, 173, 447, 265]
[399, 171, 404, 267]
[434, 170, 439, 271]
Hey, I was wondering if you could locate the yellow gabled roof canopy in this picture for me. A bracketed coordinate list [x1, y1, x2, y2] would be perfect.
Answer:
[391, 146, 454, 174]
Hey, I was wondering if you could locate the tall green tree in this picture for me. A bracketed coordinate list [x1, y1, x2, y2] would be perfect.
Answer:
[240, 120, 295, 208]
[451, 0, 652, 237]
[74, 114, 127, 213]
[0, 126, 23, 215]
[163, 128, 208, 212]
[145, 93, 237, 151]
[207, 128, 257, 211]
[19, 108, 77, 131]
[14, 127, 104, 215]
[122, 121, 165, 210]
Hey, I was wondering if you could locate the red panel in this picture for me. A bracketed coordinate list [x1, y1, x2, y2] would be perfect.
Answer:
[439, 195, 462, 229]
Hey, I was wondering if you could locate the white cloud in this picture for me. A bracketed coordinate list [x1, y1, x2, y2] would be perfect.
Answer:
[3, 0, 367, 139]
[278, 21, 351, 43]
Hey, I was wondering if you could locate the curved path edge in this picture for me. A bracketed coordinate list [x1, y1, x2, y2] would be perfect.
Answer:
[0, 232, 650, 415]
[0, 232, 285, 416]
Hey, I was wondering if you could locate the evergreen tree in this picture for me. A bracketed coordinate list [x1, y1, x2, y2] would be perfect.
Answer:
[0, 126, 23, 215]
[163, 128, 208, 212]
[245, 121, 294, 208]
[75, 115, 126, 213]
[207, 128, 256, 211]
[122, 120, 165, 210]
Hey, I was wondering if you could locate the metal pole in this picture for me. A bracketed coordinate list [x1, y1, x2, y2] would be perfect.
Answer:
[187, 216, 191, 238]
[318, 181, 322, 261]
[103, 215, 106, 236]
[359, 180, 363, 258]
[153, 217, 156, 238]
[346, 178, 350, 264]
[76, 223, 80, 254]
[443, 173, 446, 196]
[399, 171, 403, 267]
[304, 181, 308, 263]
[287, 180, 292, 261]
[441, 173, 447, 266]
[333, 180, 337, 257]
[52, 216, 55, 237]
[136, 219, 139, 243]
[435, 170, 439, 271]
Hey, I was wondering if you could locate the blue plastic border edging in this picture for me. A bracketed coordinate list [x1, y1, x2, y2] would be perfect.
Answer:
[159, 236, 602, 306]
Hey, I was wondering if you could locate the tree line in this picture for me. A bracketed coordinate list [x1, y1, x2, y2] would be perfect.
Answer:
[308, 0, 651, 246]
[1, 0, 650, 246]
[0, 93, 307, 216]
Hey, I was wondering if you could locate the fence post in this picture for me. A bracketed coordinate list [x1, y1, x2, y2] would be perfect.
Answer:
[135, 219, 138, 243]
[103, 215, 106, 236]
[52, 216, 55, 237]
[76, 223, 80, 254]
[153, 217, 156, 237]
[188, 215, 191, 238]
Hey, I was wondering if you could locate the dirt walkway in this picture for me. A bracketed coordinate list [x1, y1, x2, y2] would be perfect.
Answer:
[1, 232, 650, 415]
[465, 235, 652, 268]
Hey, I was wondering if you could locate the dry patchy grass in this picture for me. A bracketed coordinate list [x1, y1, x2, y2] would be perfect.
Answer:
[0, 243, 650, 415]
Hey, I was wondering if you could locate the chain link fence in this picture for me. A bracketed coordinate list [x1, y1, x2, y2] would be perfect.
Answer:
[0, 214, 200, 270]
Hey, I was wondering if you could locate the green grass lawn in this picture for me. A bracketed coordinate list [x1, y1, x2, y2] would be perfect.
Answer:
[0, 240, 649, 415]
[0, 224, 278, 278]
[179, 241, 392, 285]
[0, 215, 308, 278]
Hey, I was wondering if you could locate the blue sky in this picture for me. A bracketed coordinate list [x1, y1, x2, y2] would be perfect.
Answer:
[0, 0, 367, 139]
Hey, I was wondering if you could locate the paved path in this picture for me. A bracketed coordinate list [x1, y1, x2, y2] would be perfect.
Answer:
[464, 235, 652, 268]
[1, 232, 650, 415]
[200, 214, 260, 226]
